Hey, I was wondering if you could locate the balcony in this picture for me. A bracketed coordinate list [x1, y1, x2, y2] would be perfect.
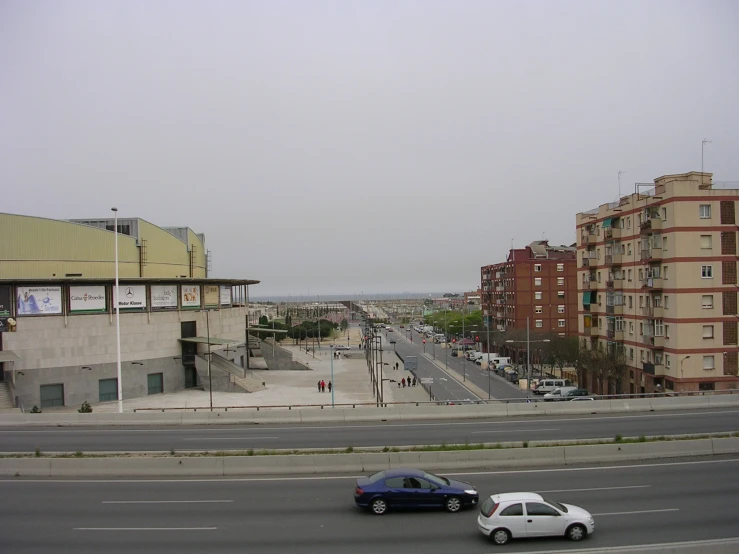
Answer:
[641, 247, 663, 261]
[643, 277, 664, 289]
[606, 329, 615, 340]
[642, 306, 664, 318]
[611, 279, 624, 290]
[606, 303, 624, 315]
[604, 227, 622, 240]
[614, 329, 625, 341]
[496, 312, 503, 318]
[640, 217, 663, 233]
[604, 253, 622, 266]
[646, 335, 665, 349]
[582, 326, 592, 336]
[581, 232, 596, 245]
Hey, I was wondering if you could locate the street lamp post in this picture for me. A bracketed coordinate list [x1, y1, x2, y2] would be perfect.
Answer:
[506, 317, 550, 395]
[680, 355, 691, 392]
[206, 309, 213, 412]
[111, 207, 123, 414]
[330, 344, 335, 407]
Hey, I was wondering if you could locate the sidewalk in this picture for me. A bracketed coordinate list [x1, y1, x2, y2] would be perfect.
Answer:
[48, 325, 427, 413]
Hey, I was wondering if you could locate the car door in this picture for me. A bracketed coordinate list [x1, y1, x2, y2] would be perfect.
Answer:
[383, 477, 407, 507]
[404, 477, 439, 508]
[524, 502, 566, 537]
[497, 503, 527, 538]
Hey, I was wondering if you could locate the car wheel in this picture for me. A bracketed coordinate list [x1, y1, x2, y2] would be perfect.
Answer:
[444, 496, 462, 513]
[491, 528, 511, 545]
[566, 523, 587, 541]
[370, 498, 388, 515]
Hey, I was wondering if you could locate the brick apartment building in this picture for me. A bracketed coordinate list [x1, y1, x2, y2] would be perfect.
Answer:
[481, 241, 578, 336]
[576, 171, 739, 395]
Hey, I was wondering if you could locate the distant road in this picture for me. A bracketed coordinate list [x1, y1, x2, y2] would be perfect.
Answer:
[1, 408, 737, 453]
[2, 457, 738, 553]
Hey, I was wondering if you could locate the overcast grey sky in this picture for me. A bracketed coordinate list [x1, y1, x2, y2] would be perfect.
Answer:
[2, 0, 738, 297]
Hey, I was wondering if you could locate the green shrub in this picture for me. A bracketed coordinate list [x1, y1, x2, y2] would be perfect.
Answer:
[614, 434, 623, 443]
[78, 401, 93, 413]
[30, 405, 41, 414]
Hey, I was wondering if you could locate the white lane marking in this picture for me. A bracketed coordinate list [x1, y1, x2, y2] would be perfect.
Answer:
[181, 437, 279, 441]
[1, 409, 735, 434]
[484, 537, 739, 554]
[1, 457, 737, 484]
[469, 428, 560, 434]
[74, 527, 217, 531]
[102, 500, 233, 504]
[592, 508, 679, 516]
[536, 485, 651, 493]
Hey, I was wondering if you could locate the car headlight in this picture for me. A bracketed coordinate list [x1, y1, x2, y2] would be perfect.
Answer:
[464, 489, 478, 495]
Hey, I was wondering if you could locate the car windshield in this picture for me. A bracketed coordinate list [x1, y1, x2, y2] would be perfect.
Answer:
[423, 472, 450, 486]
[367, 471, 386, 484]
[543, 497, 568, 513]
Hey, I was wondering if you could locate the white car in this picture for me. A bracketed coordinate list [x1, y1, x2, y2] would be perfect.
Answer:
[333, 345, 350, 350]
[477, 492, 595, 545]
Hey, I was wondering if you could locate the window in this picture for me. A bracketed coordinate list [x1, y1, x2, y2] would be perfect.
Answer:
[535, 320, 543, 328]
[629, 322, 634, 334]
[662, 207, 667, 221]
[666, 354, 671, 368]
[557, 277, 565, 286]
[98, 378, 119, 402]
[628, 243, 632, 255]
[701, 265, 713, 279]
[665, 325, 670, 338]
[535, 278, 542, 286]
[702, 295, 714, 309]
[597, 271, 601, 283]
[558, 291, 565, 299]
[385, 477, 404, 488]
[663, 237, 667, 252]
[700, 204, 711, 219]
[703, 355, 715, 370]
[639, 296, 644, 308]
[641, 350, 645, 362]
[701, 235, 712, 249]
[558, 305, 565, 313]
[39, 384, 64, 408]
[664, 296, 669, 309]
[534, 264, 542, 272]
[597, 248, 601, 259]
[558, 319, 566, 327]
[628, 269, 632, 281]
[500, 503, 524, 516]
[627, 217, 631, 229]
[403, 477, 433, 490]
[147, 373, 164, 395]
[556, 263, 564, 272]
[629, 347, 634, 360]
[526, 502, 560, 516]
[655, 320, 664, 336]
[535, 291, 542, 300]
[703, 325, 714, 339]
[628, 296, 633, 308]
[535, 306, 543, 314]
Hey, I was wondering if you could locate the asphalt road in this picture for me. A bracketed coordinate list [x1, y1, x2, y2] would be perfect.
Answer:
[394, 328, 528, 401]
[1, 407, 738, 453]
[2, 457, 738, 554]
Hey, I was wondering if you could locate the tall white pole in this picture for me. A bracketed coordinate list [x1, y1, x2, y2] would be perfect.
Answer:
[526, 316, 531, 394]
[112, 207, 123, 414]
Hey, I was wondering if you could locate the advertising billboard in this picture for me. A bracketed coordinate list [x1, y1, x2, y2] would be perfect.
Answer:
[151, 285, 178, 309]
[0, 286, 10, 317]
[181, 285, 201, 308]
[220, 286, 231, 306]
[204, 285, 219, 307]
[16, 286, 63, 315]
[113, 285, 147, 310]
[69, 286, 107, 313]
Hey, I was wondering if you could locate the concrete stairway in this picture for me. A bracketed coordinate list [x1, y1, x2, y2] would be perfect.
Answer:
[0, 382, 15, 409]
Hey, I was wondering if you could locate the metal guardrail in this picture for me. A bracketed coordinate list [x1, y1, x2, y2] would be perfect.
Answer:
[131, 389, 739, 412]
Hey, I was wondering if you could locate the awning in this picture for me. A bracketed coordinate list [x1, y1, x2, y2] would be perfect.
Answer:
[178, 337, 242, 346]
[0, 351, 20, 363]
[601, 217, 612, 228]
[582, 291, 593, 305]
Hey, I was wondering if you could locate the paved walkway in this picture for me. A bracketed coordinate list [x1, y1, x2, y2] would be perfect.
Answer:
[49, 325, 427, 413]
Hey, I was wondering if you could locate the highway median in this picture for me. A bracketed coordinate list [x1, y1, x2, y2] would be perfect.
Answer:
[1, 432, 738, 477]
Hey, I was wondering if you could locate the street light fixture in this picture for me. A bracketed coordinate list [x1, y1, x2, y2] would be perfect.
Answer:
[506, 317, 550, 394]
[111, 207, 123, 414]
[680, 355, 691, 392]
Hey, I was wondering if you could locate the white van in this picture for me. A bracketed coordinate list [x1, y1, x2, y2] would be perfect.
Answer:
[534, 379, 572, 395]
[475, 353, 499, 366]
[488, 356, 511, 368]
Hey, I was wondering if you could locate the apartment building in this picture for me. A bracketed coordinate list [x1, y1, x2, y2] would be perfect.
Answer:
[576, 171, 739, 395]
[481, 241, 577, 335]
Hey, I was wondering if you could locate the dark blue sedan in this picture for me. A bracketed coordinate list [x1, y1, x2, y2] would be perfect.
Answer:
[353, 468, 479, 515]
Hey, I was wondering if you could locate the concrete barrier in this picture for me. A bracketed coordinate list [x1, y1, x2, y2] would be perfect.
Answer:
[711, 436, 739, 454]
[0, 437, 734, 477]
[563, 439, 714, 464]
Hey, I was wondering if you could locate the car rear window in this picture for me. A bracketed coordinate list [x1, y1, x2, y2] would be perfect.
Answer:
[367, 471, 386, 484]
[480, 497, 496, 515]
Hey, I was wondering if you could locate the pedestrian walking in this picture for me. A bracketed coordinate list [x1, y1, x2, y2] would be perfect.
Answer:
[402, 377, 406, 387]
[321, 380, 326, 393]
[412, 377, 417, 387]
[317, 380, 321, 393]
[328, 381, 332, 393]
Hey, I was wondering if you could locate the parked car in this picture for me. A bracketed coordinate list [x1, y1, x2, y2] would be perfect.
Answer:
[354, 468, 479, 515]
[543, 386, 578, 401]
[564, 388, 590, 398]
[333, 345, 351, 350]
[477, 492, 595, 545]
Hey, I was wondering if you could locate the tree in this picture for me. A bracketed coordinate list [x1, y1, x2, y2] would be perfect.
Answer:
[258, 315, 268, 326]
[340, 318, 349, 333]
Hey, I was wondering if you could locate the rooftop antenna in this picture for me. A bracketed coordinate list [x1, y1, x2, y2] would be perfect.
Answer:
[702, 138, 712, 176]
[618, 170, 626, 197]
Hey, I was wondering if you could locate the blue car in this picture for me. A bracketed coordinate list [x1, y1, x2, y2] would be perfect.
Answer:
[353, 468, 479, 515]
